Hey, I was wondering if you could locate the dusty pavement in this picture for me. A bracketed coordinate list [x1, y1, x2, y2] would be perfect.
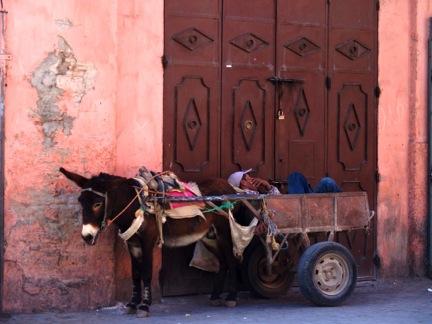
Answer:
[3, 278, 432, 324]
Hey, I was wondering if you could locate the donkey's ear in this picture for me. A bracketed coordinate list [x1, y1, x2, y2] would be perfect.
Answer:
[59, 167, 89, 188]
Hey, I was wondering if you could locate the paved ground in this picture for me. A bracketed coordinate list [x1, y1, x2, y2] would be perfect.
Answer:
[3, 278, 432, 324]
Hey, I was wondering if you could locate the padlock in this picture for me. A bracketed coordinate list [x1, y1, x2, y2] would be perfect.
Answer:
[277, 109, 285, 120]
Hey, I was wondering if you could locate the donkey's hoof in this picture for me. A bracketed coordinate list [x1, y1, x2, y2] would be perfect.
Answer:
[124, 303, 137, 315]
[137, 304, 150, 318]
[225, 300, 237, 308]
[209, 298, 224, 306]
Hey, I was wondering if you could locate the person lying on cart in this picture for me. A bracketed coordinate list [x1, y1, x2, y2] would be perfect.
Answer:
[227, 169, 341, 195]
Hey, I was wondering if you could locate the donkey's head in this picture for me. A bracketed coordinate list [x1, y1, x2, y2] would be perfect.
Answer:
[59, 167, 126, 245]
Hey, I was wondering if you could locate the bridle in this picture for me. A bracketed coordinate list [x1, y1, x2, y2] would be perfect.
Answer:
[80, 186, 146, 231]
[80, 171, 172, 234]
[81, 187, 109, 230]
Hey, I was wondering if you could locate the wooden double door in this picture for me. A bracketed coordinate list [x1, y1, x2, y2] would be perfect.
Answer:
[163, 0, 378, 295]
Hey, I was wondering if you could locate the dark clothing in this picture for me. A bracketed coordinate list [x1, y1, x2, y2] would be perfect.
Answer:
[287, 171, 341, 194]
[313, 177, 342, 193]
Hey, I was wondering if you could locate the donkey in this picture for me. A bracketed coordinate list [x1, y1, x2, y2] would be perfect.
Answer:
[59, 167, 247, 317]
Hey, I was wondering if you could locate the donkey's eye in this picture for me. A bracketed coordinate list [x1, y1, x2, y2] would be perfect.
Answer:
[92, 202, 103, 211]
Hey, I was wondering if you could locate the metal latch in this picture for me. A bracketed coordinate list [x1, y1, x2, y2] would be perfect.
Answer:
[267, 76, 304, 85]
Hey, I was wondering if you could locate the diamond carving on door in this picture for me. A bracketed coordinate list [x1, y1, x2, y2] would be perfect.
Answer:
[230, 33, 269, 53]
[293, 88, 310, 136]
[285, 37, 320, 57]
[183, 99, 202, 150]
[240, 101, 257, 150]
[174, 77, 210, 173]
[337, 84, 368, 172]
[336, 39, 370, 61]
[172, 27, 214, 51]
[343, 103, 361, 151]
[232, 79, 267, 170]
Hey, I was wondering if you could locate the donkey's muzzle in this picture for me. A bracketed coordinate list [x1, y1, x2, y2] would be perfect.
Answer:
[82, 233, 96, 245]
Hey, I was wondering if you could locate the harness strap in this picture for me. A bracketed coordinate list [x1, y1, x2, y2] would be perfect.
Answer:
[133, 177, 165, 246]
[81, 187, 105, 197]
[133, 177, 149, 198]
[81, 187, 109, 230]
[118, 213, 145, 241]
[154, 202, 165, 247]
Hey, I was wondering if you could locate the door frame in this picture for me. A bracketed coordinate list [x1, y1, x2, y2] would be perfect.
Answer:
[0, 5, 8, 311]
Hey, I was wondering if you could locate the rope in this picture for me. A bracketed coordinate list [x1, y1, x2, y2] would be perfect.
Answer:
[202, 201, 237, 213]
[260, 201, 289, 250]
[106, 187, 143, 228]
[105, 171, 171, 229]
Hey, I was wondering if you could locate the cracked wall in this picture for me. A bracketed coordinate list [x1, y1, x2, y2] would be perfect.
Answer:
[30, 36, 96, 148]
[3, 0, 119, 312]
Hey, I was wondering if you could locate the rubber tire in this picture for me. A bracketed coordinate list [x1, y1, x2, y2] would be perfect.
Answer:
[244, 244, 295, 298]
[297, 241, 357, 306]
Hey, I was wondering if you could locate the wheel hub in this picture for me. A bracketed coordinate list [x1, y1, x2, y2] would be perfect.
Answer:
[313, 252, 349, 296]
[257, 259, 279, 283]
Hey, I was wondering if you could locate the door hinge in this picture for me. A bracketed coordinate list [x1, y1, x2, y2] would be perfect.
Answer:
[373, 254, 381, 269]
[161, 55, 168, 69]
[374, 86, 381, 98]
[375, 170, 381, 183]
[325, 76, 331, 90]
[376, 0, 380, 11]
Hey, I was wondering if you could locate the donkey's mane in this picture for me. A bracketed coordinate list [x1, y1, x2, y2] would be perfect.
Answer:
[84, 172, 128, 191]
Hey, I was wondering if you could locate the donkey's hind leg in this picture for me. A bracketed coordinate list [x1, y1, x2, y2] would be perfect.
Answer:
[221, 248, 239, 307]
[210, 264, 227, 306]
[212, 223, 239, 307]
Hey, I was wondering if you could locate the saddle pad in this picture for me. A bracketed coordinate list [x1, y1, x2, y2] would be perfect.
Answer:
[167, 181, 205, 209]
[164, 205, 206, 220]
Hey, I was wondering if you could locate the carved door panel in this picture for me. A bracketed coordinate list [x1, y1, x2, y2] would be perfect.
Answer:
[163, 0, 378, 294]
[162, 0, 222, 295]
[220, 0, 275, 179]
[327, 0, 378, 277]
[275, 0, 327, 185]
[163, 0, 222, 182]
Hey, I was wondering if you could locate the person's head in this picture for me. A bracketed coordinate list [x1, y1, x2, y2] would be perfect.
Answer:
[239, 173, 258, 191]
[227, 169, 252, 188]
[228, 169, 267, 192]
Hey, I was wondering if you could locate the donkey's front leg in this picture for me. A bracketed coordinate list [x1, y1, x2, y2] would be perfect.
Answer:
[136, 241, 154, 318]
[125, 243, 143, 314]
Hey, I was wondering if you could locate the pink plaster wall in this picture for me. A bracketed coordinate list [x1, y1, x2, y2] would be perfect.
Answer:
[2, 0, 432, 314]
[2, 0, 163, 312]
[378, 0, 430, 277]
[115, 1, 164, 176]
[113, 0, 164, 302]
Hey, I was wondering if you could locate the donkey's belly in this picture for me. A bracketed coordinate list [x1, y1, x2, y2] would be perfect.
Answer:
[164, 230, 208, 248]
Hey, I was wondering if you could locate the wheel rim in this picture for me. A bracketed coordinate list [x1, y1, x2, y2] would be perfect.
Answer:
[312, 252, 350, 296]
[257, 258, 283, 285]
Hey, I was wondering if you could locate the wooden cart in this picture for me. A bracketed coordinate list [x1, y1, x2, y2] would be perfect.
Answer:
[164, 191, 373, 306]
[241, 191, 373, 306]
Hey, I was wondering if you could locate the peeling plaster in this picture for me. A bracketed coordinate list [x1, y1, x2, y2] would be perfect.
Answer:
[30, 36, 96, 148]
[55, 18, 73, 31]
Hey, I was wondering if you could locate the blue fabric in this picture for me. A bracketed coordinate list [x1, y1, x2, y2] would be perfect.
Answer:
[313, 177, 342, 193]
[287, 172, 312, 194]
[287, 172, 341, 194]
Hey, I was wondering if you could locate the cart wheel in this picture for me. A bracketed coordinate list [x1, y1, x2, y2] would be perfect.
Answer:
[297, 241, 357, 306]
[244, 244, 295, 298]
